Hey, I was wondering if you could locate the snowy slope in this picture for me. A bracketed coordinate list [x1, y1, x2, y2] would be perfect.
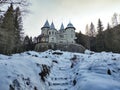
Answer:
[0, 50, 120, 90]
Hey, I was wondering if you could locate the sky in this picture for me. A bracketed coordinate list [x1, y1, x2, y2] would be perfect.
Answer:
[23, 0, 120, 37]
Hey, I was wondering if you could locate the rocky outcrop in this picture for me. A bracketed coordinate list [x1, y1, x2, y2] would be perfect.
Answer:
[35, 43, 85, 53]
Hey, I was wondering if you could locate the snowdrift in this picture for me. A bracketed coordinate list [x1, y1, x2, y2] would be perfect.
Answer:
[0, 50, 120, 90]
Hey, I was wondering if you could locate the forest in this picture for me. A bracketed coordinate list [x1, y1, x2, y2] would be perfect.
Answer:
[76, 15, 120, 53]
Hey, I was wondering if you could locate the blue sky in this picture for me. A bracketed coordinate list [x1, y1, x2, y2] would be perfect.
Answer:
[23, 0, 120, 37]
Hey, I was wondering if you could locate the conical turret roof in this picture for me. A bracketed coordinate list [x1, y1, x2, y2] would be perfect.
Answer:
[66, 22, 75, 30]
[50, 22, 56, 30]
[42, 20, 50, 28]
[60, 23, 64, 30]
[67, 22, 74, 28]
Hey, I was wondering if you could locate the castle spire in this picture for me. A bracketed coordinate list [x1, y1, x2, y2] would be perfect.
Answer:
[50, 22, 56, 29]
[43, 20, 50, 28]
[60, 23, 64, 30]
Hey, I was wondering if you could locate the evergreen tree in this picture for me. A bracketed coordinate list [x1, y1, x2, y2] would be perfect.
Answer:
[0, 15, 3, 24]
[96, 19, 105, 52]
[105, 27, 113, 51]
[0, 15, 4, 53]
[23, 35, 34, 51]
[1, 3, 16, 54]
[76, 32, 90, 49]
[107, 23, 111, 30]
[14, 7, 23, 52]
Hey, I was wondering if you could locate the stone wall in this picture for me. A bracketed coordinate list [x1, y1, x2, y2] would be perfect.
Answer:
[34, 43, 85, 53]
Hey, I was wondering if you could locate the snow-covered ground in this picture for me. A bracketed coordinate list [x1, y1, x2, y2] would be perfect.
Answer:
[0, 50, 120, 90]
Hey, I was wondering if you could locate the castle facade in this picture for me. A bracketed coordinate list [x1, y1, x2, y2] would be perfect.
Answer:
[37, 20, 77, 44]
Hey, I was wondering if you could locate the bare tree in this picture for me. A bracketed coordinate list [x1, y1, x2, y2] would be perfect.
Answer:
[85, 23, 96, 37]
[0, 0, 30, 14]
[85, 24, 89, 36]
[111, 13, 118, 27]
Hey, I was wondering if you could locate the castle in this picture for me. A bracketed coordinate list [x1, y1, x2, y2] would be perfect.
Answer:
[37, 20, 77, 44]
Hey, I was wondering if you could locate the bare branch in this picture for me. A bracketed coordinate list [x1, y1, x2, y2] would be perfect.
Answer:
[0, 0, 30, 6]
[0, 0, 30, 15]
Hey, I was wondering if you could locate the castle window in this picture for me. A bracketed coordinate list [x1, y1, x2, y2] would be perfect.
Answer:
[49, 32, 51, 35]
[52, 31, 54, 35]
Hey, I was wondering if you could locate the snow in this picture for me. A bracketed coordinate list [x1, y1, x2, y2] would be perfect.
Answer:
[0, 50, 120, 90]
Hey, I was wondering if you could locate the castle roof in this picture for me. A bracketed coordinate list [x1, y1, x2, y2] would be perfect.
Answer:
[66, 22, 75, 30]
[50, 22, 56, 30]
[42, 20, 50, 28]
[60, 23, 64, 30]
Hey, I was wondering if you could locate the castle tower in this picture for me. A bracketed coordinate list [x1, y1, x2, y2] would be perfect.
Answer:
[41, 20, 50, 35]
[60, 23, 64, 30]
[59, 23, 64, 32]
[57, 23, 66, 44]
[48, 22, 57, 43]
[65, 22, 76, 44]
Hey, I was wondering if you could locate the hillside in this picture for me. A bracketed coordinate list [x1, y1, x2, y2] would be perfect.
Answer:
[0, 50, 120, 90]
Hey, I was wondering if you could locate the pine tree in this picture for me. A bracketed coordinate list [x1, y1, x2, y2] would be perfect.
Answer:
[1, 3, 16, 54]
[23, 35, 30, 51]
[14, 7, 23, 53]
[105, 26, 113, 51]
[0, 15, 3, 24]
[0, 15, 4, 53]
[96, 19, 105, 52]
[107, 23, 111, 30]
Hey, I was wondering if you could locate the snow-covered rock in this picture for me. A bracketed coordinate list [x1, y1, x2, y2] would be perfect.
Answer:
[0, 50, 120, 90]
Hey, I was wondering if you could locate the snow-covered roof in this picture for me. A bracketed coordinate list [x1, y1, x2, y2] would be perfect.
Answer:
[42, 20, 50, 28]
[60, 23, 64, 30]
[50, 22, 56, 30]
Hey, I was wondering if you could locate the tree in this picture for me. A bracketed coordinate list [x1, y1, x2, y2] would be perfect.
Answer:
[14, 7, 23, 52]
[0, 0, 29, 15]
[111, 13, 118, 27]
[96, 19, 105, 52]
[104, 27, 113, 51]
[0, 0, 29, 6]
[0, 3, 16, 54]
[97, 19, 104, 34]
[76, 31, 90, 49]
[85, 23, 96, 37]
[0, 15, 3, 24]
[23, 36, 34, 51]
[89, 22, 96, 37]
[107, 23, 111, 30]
[85, 24, 89, 36]
[0, 1, 29, 54]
